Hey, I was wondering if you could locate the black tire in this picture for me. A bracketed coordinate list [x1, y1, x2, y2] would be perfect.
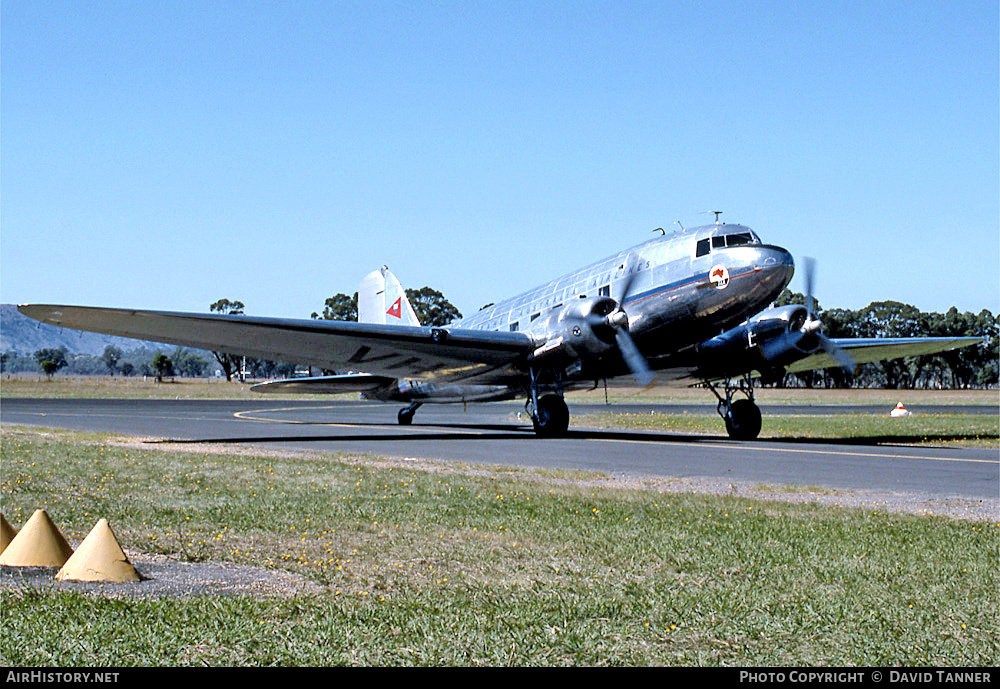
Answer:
[532, 394, 569, 437]
[397, 408, 414, 425]
[725, 398, 762, 440]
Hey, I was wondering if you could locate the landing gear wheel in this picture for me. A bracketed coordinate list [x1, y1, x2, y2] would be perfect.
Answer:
[531, 394, 570, 437]
[725, 398, 762, 440]
[397, 408, 415, 425]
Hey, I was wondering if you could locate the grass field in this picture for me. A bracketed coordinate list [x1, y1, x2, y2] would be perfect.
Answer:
[1, 425, 997, 666]
[568, 384, 1000, 407]
[576, 412, 1000, 448]
[3, 373, 998, 406]
[0, 374, 337, 400]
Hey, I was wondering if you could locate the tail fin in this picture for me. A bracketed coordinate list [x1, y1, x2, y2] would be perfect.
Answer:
[357, 265, 421, 326]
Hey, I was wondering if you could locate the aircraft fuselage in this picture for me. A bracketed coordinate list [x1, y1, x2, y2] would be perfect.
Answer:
[372, 223, 794, 403]
[452, 223, 794, 380]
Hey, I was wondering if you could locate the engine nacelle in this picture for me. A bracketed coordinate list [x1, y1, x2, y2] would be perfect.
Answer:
[747, 304, 809, 332]
[699, 304, 819, 378]
[528, 296, 621, 366]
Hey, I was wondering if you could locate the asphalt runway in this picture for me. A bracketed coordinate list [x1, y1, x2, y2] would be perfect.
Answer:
[2, 397, 997, 501]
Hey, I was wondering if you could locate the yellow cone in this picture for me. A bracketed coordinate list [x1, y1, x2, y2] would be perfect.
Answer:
[1, 514, 16, 554]
[0, 509, 73, 567]
[56, 518, 140, 583]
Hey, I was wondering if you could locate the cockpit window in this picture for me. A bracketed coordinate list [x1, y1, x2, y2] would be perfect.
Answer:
[697, 231, 760, 257]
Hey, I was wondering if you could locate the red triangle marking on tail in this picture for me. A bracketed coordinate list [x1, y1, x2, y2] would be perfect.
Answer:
[386, 297, 402, 319]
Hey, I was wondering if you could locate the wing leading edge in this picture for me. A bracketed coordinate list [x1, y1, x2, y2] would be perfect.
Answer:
[251, 373, 396, 394]
[17, 304, 534, 385]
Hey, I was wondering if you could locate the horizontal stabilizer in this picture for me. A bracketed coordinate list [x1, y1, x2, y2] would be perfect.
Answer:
[251, 373, 396, 394]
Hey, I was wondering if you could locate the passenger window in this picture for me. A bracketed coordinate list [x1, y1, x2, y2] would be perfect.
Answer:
[599, 285, 610, 297]
[696, 238, 711, 257]
[509, 322, 519, 332]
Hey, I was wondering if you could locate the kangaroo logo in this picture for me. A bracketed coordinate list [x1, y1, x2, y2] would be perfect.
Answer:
[709, 264, 730, 290]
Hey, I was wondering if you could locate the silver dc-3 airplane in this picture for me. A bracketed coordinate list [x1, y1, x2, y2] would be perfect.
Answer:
[18, 217, 981, 438]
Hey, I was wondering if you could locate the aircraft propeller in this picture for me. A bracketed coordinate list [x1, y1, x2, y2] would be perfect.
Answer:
[605, 256, 655, 386]
[801, 257, 855, 374]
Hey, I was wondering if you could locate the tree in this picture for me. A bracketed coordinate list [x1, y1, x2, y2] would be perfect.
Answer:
[773, 289, 820, 313]
[209, 299, 245, 381]
[854, 301, 925, 388]
[33, 348, 68, 378]
[152, 353, 174, 382]
[171, 347, 209, 377]
[405, 287, 462, 326]
[102, 345, 123, 377]
[312, 293, 358, 321]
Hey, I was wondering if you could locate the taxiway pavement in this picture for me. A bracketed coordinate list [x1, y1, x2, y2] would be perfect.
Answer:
[2, 398, 997, 501]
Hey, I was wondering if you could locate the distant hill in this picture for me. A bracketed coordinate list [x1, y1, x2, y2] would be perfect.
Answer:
[1, 304, 168, 355]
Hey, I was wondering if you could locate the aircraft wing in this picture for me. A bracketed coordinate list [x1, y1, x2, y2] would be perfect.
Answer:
[784, 336, 983, 374]
[17, 304, 533, 384]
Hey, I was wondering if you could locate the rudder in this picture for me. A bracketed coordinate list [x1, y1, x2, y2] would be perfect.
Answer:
[357, 265, 420, 326]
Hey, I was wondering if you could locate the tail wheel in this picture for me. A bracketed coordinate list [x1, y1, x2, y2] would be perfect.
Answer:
[725, 398, 762, 440]
[532, 394, 569, 437]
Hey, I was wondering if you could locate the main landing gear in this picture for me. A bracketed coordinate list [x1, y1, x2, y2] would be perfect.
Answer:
[397, 401, 423, 425]
[705, 374, 762, 440]
[526, 367, 570, 437]
[527, 393, 569, 437]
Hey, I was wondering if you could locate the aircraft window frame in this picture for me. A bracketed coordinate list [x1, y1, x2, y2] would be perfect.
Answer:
[696, 238, 711, 257]
[712, 236, 725, 249]
[725, 232, 753, 247]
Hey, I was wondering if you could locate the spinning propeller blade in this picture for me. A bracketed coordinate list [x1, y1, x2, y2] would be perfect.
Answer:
[612, 254, 654, 386]
[614, 327, 655, 386]
[802, 256, 855, 374]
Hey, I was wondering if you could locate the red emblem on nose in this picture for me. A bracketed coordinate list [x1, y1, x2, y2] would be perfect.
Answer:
[709, 263, 730, 290]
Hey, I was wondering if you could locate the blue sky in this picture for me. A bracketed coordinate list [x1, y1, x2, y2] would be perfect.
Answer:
[3, 0, 997, 321]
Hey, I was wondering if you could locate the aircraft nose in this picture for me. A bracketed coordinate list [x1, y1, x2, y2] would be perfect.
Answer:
[755, 245, 795, 287]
